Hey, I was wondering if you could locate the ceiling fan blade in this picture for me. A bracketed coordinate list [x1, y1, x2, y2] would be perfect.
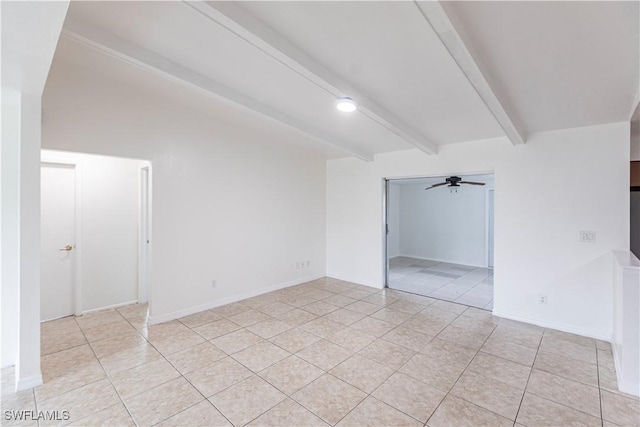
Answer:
[459, 181, 486, 186]
[425, 182, 449, 190]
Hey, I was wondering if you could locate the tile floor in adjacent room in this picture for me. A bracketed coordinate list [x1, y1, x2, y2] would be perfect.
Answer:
[389, 256, 494, 310]
[2, 277, 639, 426]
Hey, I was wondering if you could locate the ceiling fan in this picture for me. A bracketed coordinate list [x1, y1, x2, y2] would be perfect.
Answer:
[425, 176, 485, 191]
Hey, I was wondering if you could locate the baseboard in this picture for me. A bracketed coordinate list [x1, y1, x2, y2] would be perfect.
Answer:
[612, 343, 640, 397]
[492, 309, 612, 341]
[16, 373, 42, 391]
[398, 253, 488, 269]
[148, 274, 324, 325]
[81, 299, 139, 316]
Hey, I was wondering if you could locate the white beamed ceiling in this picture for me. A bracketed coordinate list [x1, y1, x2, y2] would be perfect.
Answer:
[55, 1, 639, 159]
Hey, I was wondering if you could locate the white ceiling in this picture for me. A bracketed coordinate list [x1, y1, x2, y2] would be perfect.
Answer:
[50, 1, 639, 160]
[441, 1, 639, 134]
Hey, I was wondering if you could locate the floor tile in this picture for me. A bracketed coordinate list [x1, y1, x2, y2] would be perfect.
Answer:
[178, 310, 222, 328]
[209, 375, 286, 426]
[601, 389, 640, 426]
[534, 349, 598, 387]
[399, 353, 466, 392]
[110, 358, 180, 399]
[450, 370, 524, 420]
[420, 338, 477, 367]
[67, 401, 135, 427]
[466, 352, 531, 390]
[259, 355, 324, 395]
[350, 317, 394, 337]
[157, 400, 231, 426]
[166, 341, 226, 374]
[296, 339, 352, 371]
[336, 396, 422, 427]
[323, 308, 366, 326]
[272, 308, 318, 325]
[357, 339, 416, 370]
[269, 327, 321, 353]
[247, 398, 329, 426]
[372, 372, 445, 422]
[231, 341, 290, 372]
[38, 379, 119, 426]
[330, 354, 393, 393]
[426, 395, 512, 427]
[526, 369, 601, 417]
[516, 392, 601, 427]
[539, 334, 597, 365]
[89, 330, 147, 358]
[437, 324, 490, 350]
[211, 302, 251, 318]
[481, 335, 537, 366]
[300, 318, 345, 339]
[211, 329, 264, 354]
[302, 301, 340, 316]
[98, 343, 162, 374]
[324, 327, 377, 352]
[292, 374, 367, 425]
[193, 319, 241, 340]
[228, 310, 271, 327]
[185, 357, 253, 397]
[124, 377, 203, 426]
[381, 326, 433, 352]
[247, 318, 293, 339]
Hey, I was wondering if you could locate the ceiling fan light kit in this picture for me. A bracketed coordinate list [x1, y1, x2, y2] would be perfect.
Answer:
[425, 176, 486, 192]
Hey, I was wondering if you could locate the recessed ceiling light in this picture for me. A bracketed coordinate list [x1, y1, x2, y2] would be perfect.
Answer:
[336, 97, 357, 113]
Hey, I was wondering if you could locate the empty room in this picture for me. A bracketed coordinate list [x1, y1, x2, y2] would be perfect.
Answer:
[2, 1, 639, 427]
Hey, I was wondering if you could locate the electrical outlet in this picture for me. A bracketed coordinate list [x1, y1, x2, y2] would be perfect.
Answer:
[211, 280, 217, 288]
[538, 294, 547, 305]
[580, 230, 596, 243]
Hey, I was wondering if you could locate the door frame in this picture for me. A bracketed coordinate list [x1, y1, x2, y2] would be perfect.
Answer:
[382, 170, 495, 289]
[40, 159, 83, 318]
[486, 189, 495, 268]
[138, 164, 151, 304]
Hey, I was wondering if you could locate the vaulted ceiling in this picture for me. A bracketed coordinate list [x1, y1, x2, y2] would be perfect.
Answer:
[49, 1, 639, 160]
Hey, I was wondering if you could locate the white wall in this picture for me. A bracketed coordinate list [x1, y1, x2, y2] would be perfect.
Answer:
[41, 150, 142, 313]
[397, 182, 489, 267]
[386, 184, 400, 258]
[42, 42, 327, 323]
[327, 123, 630, 340]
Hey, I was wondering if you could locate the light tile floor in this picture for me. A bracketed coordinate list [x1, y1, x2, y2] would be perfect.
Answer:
[389, 256, 494, 310]
[2, 277, 639, 426]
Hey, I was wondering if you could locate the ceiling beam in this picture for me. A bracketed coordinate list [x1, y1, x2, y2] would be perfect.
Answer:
[415, 1, 526, 146]
[186, 1, 439, 155]
[61, 18, 374, 162]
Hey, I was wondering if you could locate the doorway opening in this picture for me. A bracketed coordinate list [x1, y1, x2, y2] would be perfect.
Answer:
[384, 173, 494, 310]
[40, 150, 152, 325]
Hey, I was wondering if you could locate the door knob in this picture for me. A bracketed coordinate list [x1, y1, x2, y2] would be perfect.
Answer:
[59, 245, 73, 251]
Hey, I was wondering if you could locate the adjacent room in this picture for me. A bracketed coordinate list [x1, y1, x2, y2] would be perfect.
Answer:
[2, 1, 639, 427]
[387, 174, 494, 309]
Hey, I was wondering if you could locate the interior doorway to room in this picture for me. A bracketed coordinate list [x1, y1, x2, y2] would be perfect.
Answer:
[384, 173, 495, 310]
[40, 151, 152, 321]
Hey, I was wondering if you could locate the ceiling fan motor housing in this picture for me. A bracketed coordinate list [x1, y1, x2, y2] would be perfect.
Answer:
[446, 176, 462, 187]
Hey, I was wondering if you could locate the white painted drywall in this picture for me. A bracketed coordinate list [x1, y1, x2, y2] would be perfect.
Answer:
[327, 123, 630, 340]
[386, 184, 400, 258]
[397, 182, 489, 267]
[42, 44, 327, 323]
[41, 150, 142, 313]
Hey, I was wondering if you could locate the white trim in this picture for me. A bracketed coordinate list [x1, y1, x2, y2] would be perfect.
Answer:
[147, 274, 324, 325]
[612, 345, 640, 396]
[16, 374, 43, 391]
[492, 309, 612, 341]
[80, 300, 139, 316]
[138, 164, 151, 304]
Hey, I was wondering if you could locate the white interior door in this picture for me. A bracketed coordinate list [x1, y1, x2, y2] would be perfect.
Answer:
[41, 163, 76, 321]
